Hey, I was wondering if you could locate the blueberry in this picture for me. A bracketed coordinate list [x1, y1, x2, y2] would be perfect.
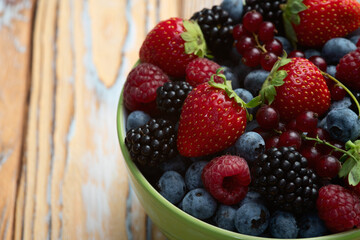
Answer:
[234, 88, 253, 103]
[239, 191, 264, 206]
[234, 131, 265, 165]
[234, 61, 255, 87]
[126, 110, 151, 131]
[329, 97, 352, 110]
[213, 204, 237, 231]
[181, 188, 217, 220]
[275, 36, 292, 54]
[245, 120, 259, 132]
[326, 108, 360, 142]
[222, 66, 240, 89]
[304, 49, 321, 59]
[321, 38, 357, 64]
[326, 65, 337, 77]
[185, 161, 208, 190]
[349, 35, 360, 45]
[244, 70, 269, 96]
[220, 0, 243, 23]
[234, 202, 270, 236]
[269, 211, 298, 238]
[157, 171, 186, 204]
[298, 212, 328, 238]
[160, 155, 189, 175]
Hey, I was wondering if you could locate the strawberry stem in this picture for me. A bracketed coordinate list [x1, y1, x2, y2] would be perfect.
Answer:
[321, 71, 360, 118]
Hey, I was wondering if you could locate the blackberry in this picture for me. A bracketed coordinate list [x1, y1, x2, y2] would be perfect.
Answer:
[244, 0, 286, 35]
[191, 5, 234, 59]
[251, 146, 320, 215]
[156, 81, 192, 119]
[125, 118, 177, 167]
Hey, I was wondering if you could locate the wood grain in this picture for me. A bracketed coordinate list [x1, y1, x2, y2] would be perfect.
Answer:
[0, 0, 35, 239]
[0, 0, 222, 240]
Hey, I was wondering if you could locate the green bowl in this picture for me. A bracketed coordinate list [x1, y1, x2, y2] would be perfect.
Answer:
[117, 91, 360, 240]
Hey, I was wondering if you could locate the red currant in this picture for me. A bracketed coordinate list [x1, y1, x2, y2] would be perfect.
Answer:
[286, 119, 297, 131]
[315, 155, 341, 178]
[321, 140, 345, 159]
[265, 135, 279, 149]
[260, 52, 278, 71]
[242, 11, 263, 33]
[330, 84, 346, 101]
[235, 36, 256, 55]
[288, 50, 305, 58]
[253, 127, 273, 140]
[258, 21, 275, 43]
[295, 111, 318, 133]
[278, 130, 302, 150]
[242, 47, 261, 67]
[300, 145, 322, 169]
[309, 56, 327, 72]
[256, 105, 279, 130]
[265, 39, 283, 56]
[233, 24, 250, 40]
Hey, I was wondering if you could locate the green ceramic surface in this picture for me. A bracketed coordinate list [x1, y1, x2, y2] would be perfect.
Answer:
[116, 92, 360, 240]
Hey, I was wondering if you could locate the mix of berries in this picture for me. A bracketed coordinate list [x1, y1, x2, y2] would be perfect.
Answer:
[123, 0, 360, 238]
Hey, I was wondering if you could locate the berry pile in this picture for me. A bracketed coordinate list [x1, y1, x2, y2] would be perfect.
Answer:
[122, 0, 360, 238]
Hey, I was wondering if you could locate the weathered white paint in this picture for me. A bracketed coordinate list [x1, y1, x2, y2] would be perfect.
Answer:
[0, 150, 13, 169]
[0, 0, 31, 52]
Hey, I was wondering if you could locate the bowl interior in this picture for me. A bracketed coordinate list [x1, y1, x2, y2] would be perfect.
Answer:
[116, 91, 360, 240]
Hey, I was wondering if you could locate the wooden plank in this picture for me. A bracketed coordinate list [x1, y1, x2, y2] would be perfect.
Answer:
[0, 0, 35, 240]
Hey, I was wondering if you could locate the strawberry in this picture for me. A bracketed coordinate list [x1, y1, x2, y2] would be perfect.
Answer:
[139, 17, 207, 78]
[177, 71, 252, 157]
[282, 0, 360, 47]
[258, 57, 331, 122]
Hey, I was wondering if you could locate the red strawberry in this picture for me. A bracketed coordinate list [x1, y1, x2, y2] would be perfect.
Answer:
[139, 17, 207, 78]
[336, 48, 360, 91]
[185, 58, 223, 87]
[283, 0, 360, 47]
[123, 63, 169, 114]
[259, 57, 331, 122]
[177, 74, 250, 157]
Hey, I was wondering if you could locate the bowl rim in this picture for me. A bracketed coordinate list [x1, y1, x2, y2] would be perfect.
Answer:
[116, 90, 360, 240]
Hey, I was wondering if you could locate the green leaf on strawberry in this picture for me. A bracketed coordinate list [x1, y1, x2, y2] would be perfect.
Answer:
[259, 53, 291, 105]
[181, 20, 207, 58]
[281, 0, 308, 47]
[208, 68, 260, 121]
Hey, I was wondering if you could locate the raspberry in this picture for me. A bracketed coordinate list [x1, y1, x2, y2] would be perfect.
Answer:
[336, 48, 360, 91]
[201, 155, 251, 205]
[317, 184, 360, 233]
[123, 63, 169, 113]
[185, 58, 223, 87]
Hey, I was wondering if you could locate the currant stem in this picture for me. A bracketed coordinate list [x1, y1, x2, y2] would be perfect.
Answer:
[252, 32, 267, 53]
[321, 71, 360, 118]
[302, 135, 357, 162]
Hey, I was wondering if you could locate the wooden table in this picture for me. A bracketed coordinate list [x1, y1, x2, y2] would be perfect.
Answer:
[0, 0, 222, 239]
